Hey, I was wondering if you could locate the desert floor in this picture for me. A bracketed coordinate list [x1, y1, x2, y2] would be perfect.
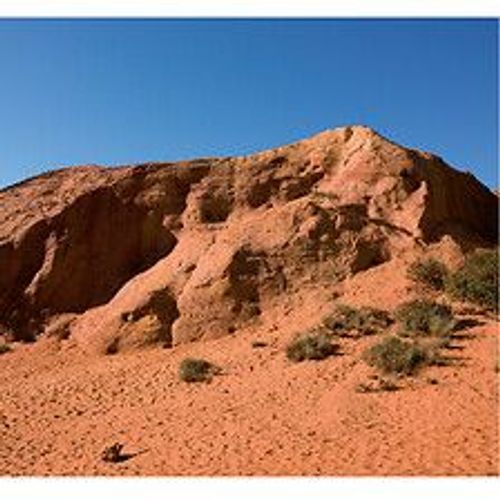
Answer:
[0, 307, 498, 476]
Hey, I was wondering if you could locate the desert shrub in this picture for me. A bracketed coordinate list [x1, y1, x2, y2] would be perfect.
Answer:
[408, 258, 448, 290]
[179, 358, 219, 383]
[0, 343, 11, 355]
[445, 249, 498, 312]
[395, 299, 455, 336]
[286, 333, 338, 362]
[323, 304, 392, 336]
[363, 336, 428, 375]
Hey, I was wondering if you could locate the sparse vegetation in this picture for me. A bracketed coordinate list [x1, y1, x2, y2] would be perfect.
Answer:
[0, 343, 11, 355]
[322, 304, 393, 337]
[179, 358, 220, 383]
[286, 333, 338, 362]
[395, 299, 455, 337]
[445, 249, 498, 312]
[363, 336, 429, 375]
[408, 258, 448, 290]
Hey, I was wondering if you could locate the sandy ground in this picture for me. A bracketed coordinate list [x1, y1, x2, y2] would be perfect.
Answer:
[0, 307, 497, 476]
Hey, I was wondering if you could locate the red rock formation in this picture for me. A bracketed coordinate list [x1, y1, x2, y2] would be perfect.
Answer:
[0, 126, 497, 350]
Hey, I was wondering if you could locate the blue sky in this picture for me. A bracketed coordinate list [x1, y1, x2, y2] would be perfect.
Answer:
[0, 19, 497, 188]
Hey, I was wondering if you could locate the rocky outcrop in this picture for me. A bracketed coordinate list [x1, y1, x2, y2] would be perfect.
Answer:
[0, 126, 497, 350]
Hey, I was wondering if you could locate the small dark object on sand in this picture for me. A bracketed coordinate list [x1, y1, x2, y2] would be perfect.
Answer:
[101, 442, 126, 463]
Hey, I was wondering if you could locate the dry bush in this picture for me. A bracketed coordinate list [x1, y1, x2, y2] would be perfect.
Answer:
[408, 258, 448, 290]
[179, 358, 220, 383]
[286, 333, 339, 362]
[395, 299, 455, 337]
[322, 304, 393, 337]
[445, 248, 498, 312]
[363, 336, 429, 375]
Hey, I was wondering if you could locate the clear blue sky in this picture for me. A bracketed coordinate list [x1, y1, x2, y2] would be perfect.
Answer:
[0, 19, 497, 189]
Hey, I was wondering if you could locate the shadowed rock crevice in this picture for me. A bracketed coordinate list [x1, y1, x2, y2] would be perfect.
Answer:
[199, 191, 234, 223]
[225, 247, 263, 317]
[42, 188, 177, 309]
[2, 187, 178, 341]
[410, 158, 498, 244]
[0, 220, 52, 340]
[111, 288, 180, 352]
[246, 178, 281, 208]
[243, 161, 325, 208]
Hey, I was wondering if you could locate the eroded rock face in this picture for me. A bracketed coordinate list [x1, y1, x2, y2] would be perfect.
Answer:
[0, 126, 497, 350]
[1, 183, 177, 340]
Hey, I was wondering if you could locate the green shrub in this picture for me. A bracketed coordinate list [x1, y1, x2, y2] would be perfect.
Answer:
[445, 249, 498, 312]
[363, 336, 428, 375]
[408, 258, 448, 290]
[0, 343, 11, 355]
[286, 333, 338, 362]
[179, 358, 220, 383]
[322, 304, 393, 336]
[395, 299, 455, 336]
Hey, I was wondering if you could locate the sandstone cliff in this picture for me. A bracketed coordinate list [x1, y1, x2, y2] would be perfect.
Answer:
[0, 126, 497, 351]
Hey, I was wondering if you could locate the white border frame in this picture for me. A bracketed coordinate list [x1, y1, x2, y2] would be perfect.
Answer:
[0, 1, 498, 18]
[2, 477, 500, 500]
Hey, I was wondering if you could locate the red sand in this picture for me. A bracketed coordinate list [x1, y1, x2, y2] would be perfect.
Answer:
[0, 305, 497, 475]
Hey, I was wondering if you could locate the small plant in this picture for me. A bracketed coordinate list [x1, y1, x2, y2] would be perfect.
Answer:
[179, 358, 220, 383]
[395, 299, 455, 337]
[363, 336, 429, 375]
[286, 333, 338, 362]
[445, 249, 498, 312]
[408, 258, 448, 290]
[322, 304, 392, 337]
[0, 343, 11, 355]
